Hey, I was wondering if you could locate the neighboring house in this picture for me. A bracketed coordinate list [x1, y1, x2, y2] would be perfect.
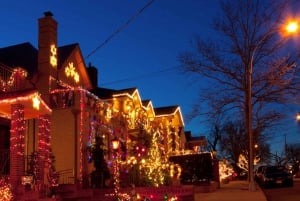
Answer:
[185, 131, 207, 153]
[153, 106, 186, 155]
[0, 12, 190, 192]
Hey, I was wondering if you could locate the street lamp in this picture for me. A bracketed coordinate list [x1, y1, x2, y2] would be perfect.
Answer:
[247, 23, 280, 191]
[285, 20, 299, 34]
[246, 19, 299, 192]
[111, 137, 120, 200]
[296, 112, 300, 122]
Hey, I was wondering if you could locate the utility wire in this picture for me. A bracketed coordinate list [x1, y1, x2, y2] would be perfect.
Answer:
[85, 0, 154, 59]
[101, 66, 177, 86]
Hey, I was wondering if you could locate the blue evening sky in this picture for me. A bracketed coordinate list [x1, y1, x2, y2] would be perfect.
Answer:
[1, 0, 300, 153]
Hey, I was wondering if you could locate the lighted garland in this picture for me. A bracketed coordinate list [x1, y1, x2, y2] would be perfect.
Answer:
[10, 104, 25, 156]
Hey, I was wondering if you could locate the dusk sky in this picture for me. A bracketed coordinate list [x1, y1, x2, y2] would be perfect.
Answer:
[1, 0, 300, 153]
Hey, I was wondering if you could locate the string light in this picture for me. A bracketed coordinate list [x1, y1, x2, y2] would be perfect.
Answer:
[50, 44, 57, 67]
[65, 62, 80, 83]
[0, 67, 27, 92]
[37, 115, 51, 185]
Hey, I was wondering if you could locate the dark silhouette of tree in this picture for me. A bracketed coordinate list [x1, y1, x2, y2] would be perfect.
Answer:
[286, 143, 300, 174]
[219, 120, 271, 174]
[206, 116, 223, 153]
[178, 0, 300, 163]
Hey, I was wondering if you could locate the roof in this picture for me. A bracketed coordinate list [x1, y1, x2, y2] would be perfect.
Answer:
[154, 105, 180, 116]
[0, 89, 52, 119]
[115, 87, 137, 95]
[0, 42, 38, 75]
[57, 43, 79, 69]
[94, 87, 118, 99]
[0, 42, 79, 73]
[142, 100, 151, 107]
[187, 136, 207, 147]
[94, 87, 139, 99]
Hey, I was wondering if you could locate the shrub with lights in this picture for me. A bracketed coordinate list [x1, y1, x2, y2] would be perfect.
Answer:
[0, 177, 13, 201]
[169, 152, 213, 185]
[130, 130, 172, 187]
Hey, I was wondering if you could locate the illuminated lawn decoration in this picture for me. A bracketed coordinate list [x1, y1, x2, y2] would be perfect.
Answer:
[0, 178, 13, 201]
[219, 159, 234, 182]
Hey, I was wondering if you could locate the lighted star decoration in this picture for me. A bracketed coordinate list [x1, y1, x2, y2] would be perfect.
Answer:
[32, 95, 40, 110]
[65, 62, 80, 83]
[50, 44, 57, 67]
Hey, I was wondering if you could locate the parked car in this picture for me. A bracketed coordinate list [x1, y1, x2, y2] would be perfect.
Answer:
[260, 166, 293, 188]
[255, 165, 267, 183]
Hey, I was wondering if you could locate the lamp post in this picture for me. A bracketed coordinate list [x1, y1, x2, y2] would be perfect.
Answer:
[246, 19, 299, 192]
[111, 137, 120, 200]
[247, 57, 256, 192]
[247, 30, 268, 191]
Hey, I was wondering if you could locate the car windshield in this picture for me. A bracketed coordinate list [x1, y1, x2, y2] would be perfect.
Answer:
[265, 166, 287, 174]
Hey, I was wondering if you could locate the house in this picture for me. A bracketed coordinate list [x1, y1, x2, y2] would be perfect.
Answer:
[0, 11, 190, 196]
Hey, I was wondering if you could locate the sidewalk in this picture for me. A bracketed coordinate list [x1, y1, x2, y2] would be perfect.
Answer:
[195, 180, 267, 201]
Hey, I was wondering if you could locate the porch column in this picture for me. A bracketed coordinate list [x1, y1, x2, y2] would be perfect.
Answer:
[9, 104, 25, 188]
[37, 115, 51, 186]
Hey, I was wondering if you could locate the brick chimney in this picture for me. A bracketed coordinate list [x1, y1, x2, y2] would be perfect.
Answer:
[37, 11, 58, 104]
[86, 63, 98, 90]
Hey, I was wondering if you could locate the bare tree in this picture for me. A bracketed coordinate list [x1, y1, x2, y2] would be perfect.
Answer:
[178, 0, 300, 154]
[286, 143, 300, 164]
[206, 115, 223, 152]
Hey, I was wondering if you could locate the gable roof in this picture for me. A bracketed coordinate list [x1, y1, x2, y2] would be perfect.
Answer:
[58, 43, 79, 69]
[154, 105, 184, 126]
[0, 42, 92, 89]
[58, 43, 92, 89]
[154, 105, 180, 116]
[116, 87, 137, 95]
[94, 87, 139, 99]
[0, 42, 82, 74]
[0, 89, 52, 119]
[94, 87, 118, 99]
[142, 99, 151, 108]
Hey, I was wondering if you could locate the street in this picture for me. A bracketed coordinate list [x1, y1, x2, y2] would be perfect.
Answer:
[263, 178, 300, 201]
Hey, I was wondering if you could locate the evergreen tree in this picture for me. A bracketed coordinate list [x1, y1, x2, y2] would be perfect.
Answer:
[90, 136, 110, 188]
[139, 131, 170, 186]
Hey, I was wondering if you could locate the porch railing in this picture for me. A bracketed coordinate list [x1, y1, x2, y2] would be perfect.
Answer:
[57, 168, 75, 184]
[0, 62, 28, 93]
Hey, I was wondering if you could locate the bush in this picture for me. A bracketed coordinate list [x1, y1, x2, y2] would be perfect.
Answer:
[169, 153, 213, 185]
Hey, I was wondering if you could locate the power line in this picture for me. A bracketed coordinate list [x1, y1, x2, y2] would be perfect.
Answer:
[85, 0, 154, 60]
[101, 66, 177, 86]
